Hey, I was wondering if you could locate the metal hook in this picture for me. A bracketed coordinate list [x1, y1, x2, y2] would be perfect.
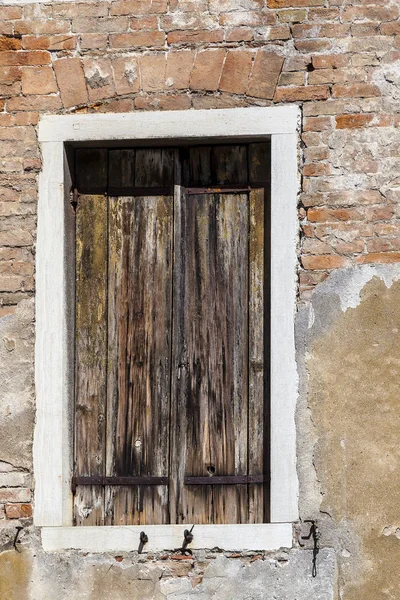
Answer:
[138, 531, 148, 554]
[181, 525, 194, 555]
[299, 520, 320, 578]
[13, 526, 23, 553]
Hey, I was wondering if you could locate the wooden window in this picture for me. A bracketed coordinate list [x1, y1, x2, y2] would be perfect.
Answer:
[73, 143, 271, 526]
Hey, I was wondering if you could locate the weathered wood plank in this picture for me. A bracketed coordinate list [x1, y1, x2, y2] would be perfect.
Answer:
[74, 194, 108, 526]
[170, 190, 249, 524]
[213, 145, 248, 185]
[135, 148, 174, 188]
[106, 193, 173, 525]
[248, 188, 266, 523]
[108, 149, 135, 196]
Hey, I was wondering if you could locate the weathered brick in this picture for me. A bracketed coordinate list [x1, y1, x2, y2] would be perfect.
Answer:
[0, 7, 23, 20]
[292, 23, 350, 38]
[0, 488, 31, 503]
[134, 94, 191, 111]
[342, 5, 399, 22]
[130, 16, 158, 30]
[190, 49, 225, 92]
[268, 0, 324, 6]
[112, 57, 140, 94]
[7, 96, 62, 111]
[308, 8, 339, 21]
[83, 58, 116, 102]
[54, 58, 88, 108]
[247, 50, 283, 99]
[0, 51, 50, 67]
[72, 17, 129, 34]
[312, 54, 349, 69]
[96, 98, 134, 113]
[219, 50, 254, 95]
[275, 85, 330, 102]
[14, 20, 71, 36]
[209, 0, 264, 13]
[308, 207, 363, 222]
[22, 34, 76, 51]
[53, 2, 109, 18]
[79, 33, 107, 50]
[165, 50, 195, 90]
[277, 9, 307, 23]
[167, 30, 224, 45]
[21, 66, 57, 95]
[279, 71, 305, 86]
[140, 54, 167, 92]
[111, 0, 167, 16]
[0, 37, 22, 51]
[302, 254, 350, 269]
[5, 503, 32, 519]
[303, 163, 329, 177]
[225, 27, 254, 42]
[161, 14, 218, 31]
[219, 12, 263, 26]
[355, 252, 400, 265]
[336, 113, 373, 129]
[304, 116, 333, 131]
[332, 83, 381, 98]
[109, 31, 165, 48]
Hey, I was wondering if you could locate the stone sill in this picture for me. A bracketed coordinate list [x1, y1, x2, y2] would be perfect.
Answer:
[41, 523, 293, 553]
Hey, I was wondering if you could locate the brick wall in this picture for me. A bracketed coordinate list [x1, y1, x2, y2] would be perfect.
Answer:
[1, 0, 400, 521]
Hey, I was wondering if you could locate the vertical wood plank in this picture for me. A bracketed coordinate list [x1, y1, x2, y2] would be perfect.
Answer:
[170, 191, 249, 525]
[74, 194, 108, 526]
[108, 149, 135, 195]
[248, 188, 266, 523]
[106, 194, 173, 525]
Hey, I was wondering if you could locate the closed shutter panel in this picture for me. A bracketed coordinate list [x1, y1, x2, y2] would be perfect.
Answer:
[73, 143, 270, 526]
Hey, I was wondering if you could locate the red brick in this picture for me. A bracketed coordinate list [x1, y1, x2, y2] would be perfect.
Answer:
[22, 34, 76, 50]
[0, 66, 21, 84]
[303, 163, 329, 177]
[312, 54, 349, 69]
[332, 83, 381, 98]
[292, 23, 350, 38]
[130, 16, 158, 29]
[304, 116, 332, 131]
[365, 206, 393, 221]
[7, 96, 62, 111]
[380, 22, 400, 36]
[295, 39, 332, 53]
[225, 28, 254, 42]
[0, 489, 31, 503]
[253, 25, 291, 41]
[219, 50, 254, 95]
[356, 253, 400, 265]
[342, 5, 399, 22]
[15, 20, 71, 35]
[335, 113, 373, 129]
[0, 51, 50, 66]
[21, 66, 57, 95]
[109, 31, 165, 48]
[80, 34, 108, 50]
[167, 30, 224, 45]
[302, 254, 350, 269]
[72, 17, 129, 34]
[248, 50, 284, 99]
[134, 94, 191, 111]
[140, 54, 167, 92]
[0, 7, 23, 19]
[54, 58, 88, 108]
[111, 0, 167, 15]
[308, 207, 363, 222]
[268, 0, 324, 6]
[274, 85, 330, 102]
[190, 49, 225, 92]
[112, 57, 140, 94]
[5, 503, 32, 519]
[0, 37, 22, 51]
[165, 50, 195, 90]
[308, 7, 339, 21]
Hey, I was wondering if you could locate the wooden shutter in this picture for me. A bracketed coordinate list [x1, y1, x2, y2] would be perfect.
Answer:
[73, 143, 270, 526]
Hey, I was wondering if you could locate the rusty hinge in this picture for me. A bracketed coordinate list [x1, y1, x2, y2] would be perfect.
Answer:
[71, 187, 80, 212]
[72, 475, 168, 493]
[184, 474, 266, 485]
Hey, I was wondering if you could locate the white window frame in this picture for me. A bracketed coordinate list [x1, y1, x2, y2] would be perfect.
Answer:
[34, 106, 300, 552]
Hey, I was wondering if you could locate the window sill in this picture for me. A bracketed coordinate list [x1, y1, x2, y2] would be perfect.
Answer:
[41, 523, 293, 552]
